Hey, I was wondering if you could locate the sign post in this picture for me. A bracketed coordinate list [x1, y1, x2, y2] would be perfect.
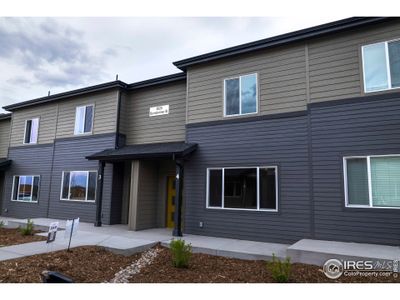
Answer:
[64, 218, 79, 251]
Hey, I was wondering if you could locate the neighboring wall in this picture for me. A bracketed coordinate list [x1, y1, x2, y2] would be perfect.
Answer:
[186, 43, 307, 124]
[9, 89, 119, 147]
[185, 18, 400, 125]
[0, 118, 10, 157]
[308, 18, 400, 103]
[310, 94, 400, 245]
[122, 80, 187, 144]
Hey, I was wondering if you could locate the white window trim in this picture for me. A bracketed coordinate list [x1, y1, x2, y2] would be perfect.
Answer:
[206, 166, 278, 212]
[74, 104, 95, 135]
[23, 118, 40, 145]
[343, 154, 400, 209]
[11, 175, 40, 203]
[60, 170, 97, 202]
[362, 38, 400, 93]
[223, 73, 258, 117]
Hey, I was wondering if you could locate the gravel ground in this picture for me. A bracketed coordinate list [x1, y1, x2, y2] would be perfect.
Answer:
[0, 228, 46, 247]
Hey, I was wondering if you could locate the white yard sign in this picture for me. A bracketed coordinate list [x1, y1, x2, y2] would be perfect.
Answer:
[46, 222, 59, 243]
[149, 105, 169, 117]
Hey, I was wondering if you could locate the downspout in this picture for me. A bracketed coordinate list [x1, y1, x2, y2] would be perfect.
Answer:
[115, 88, 122, 149]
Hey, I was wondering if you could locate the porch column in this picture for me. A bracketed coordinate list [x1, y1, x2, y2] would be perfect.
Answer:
[173, 160, 184, 237]
[95, 160, 105, 227]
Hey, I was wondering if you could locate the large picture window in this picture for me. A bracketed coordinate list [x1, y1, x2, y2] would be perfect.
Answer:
[224, 73, 257, 116]
[74, 105, 94, 135]
[24, 118, 39, 144]
[362, 39, 400, 93]
[11, 175, 40, 202]
[61, 171, 97, 202]
[206, 167, 278, 211]
[344, 155, 400, 208]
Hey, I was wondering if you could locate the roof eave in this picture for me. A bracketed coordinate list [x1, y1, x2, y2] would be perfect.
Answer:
[173, 17, 389, 70]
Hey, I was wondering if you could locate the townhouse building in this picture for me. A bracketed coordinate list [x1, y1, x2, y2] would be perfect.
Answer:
[1, 17, 400, 245]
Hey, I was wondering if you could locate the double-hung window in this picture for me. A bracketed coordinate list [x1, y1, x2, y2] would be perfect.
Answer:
[224, 73, 258, 116]
[61, 171, 97, 202]
[24, 118, 39, 144]
[207, 166, 278, 211]
[12, 175, 40, 202]
[74, 105, 94, 135]
[344, 155, 400, 208]
[362, 39, 400, 92]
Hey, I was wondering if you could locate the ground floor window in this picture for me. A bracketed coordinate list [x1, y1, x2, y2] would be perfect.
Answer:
[344, 155, 400, 208]
[207, 166, 278, 211]
[12, 175, 40, 202]
[60, 171, 97, 202]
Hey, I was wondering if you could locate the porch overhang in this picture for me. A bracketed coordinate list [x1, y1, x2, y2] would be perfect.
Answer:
[86, 141, 198, 162]
[0, 158, 12, 171]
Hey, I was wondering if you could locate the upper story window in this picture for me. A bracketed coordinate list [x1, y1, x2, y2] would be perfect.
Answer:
[74, 105, 94, 135]
[24, 118, 39, 144]
[12, 175, 40, 202]
[224, 73, 258, 116]
[362, 39, 400, 93]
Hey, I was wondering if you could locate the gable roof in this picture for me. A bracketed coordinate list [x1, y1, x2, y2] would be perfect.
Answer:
[173, 17, 389, 70]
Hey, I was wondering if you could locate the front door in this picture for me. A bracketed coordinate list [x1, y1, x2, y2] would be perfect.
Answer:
[166, 176, 176, 228]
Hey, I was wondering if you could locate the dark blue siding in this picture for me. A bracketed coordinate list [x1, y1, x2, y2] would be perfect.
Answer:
[185, 115, 312, 244]
[310, 96, 400, 245]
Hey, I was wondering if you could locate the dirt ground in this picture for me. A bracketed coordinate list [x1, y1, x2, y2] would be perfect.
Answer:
[0, 245, 399, 283]
[0, 228, 46, 247]
[129, 246, 400, 283]
[0, 246, 138, 283]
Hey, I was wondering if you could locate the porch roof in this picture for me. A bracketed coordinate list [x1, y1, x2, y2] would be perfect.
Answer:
[0, 158, 11, 170]
[86, 141, 197, 162]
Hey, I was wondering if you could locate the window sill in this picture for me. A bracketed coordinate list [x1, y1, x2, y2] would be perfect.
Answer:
[345, 205, 400, 210]
[11, 200, 38, 204]
[60, 199, 95, 204]
[206, 207, 278, 212]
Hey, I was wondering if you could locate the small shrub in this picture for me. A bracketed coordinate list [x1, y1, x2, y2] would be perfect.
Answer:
[170, 239, 192, 268]
[0, 221, 4, 228]
[267, 253, 291, 283]
[19, 219, 34, 236]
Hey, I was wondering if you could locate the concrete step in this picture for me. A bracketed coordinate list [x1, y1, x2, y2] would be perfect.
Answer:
[287, 239, 400, 266]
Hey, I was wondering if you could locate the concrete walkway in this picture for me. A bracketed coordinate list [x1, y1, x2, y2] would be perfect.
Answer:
[1, 217, 399, 266]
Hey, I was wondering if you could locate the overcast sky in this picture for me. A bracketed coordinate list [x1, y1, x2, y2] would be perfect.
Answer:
[0, 16, 341, 112]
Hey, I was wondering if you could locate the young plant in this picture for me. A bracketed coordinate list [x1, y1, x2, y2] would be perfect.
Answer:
[0, 221, 4, 228]
[267, 253, 291, 283]
[170, 239, 192, 268]
[19, 219, 34, 236]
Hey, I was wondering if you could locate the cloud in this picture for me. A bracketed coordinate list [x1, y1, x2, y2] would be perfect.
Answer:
[0, 17, 114, 88]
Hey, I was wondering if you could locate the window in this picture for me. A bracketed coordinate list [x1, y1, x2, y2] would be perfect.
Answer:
[24, 118, 39, 144]
[61, 171, 97, 202]
[11, 175, 40, 202]
[362, 39, 400, 92]
[224, 73, 257, 116]
[344, 155, 400, 208]
[207, 166, 278, 211]
[74, 105, 94, 135]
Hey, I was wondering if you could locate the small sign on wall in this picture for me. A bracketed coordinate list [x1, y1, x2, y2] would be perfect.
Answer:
[149, 105, 169, 117]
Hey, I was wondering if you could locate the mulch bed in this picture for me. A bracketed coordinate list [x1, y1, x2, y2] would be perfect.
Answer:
[129, 246, 400, 283]
[0, 246, 138, 283]
[0, 228, 46, 247]
[0, 245, 399, 283]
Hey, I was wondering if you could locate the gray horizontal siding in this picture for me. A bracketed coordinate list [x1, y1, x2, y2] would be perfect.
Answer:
[187, 43, 307, 124]
[2, 145, 54, 219]
[123, 81, 186, 145]
[0, 119, 10, 157]
[310, 95, 400, 245]
[185, 115, 311, 244]
[308, 19, 400, 103]
[48, 134, 116, 223]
